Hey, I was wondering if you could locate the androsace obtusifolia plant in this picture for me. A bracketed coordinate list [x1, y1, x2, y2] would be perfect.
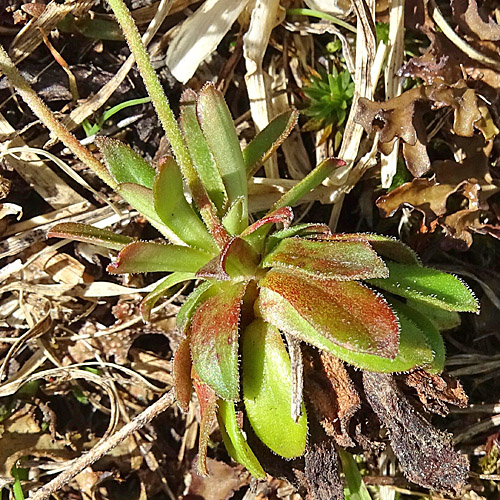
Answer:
[0, 0, 479, 489]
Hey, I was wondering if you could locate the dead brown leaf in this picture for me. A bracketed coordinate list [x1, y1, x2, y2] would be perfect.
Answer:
[451, 0, 500, 41]
[404, 369, 468, 416]
[363, 372, 469, 496]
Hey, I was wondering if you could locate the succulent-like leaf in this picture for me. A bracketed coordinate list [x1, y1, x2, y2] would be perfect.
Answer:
[406, 299, 461, 331]
[242, 319, 308, 458]
[272, 158, 345, 211]
[107, 241, 211, 274]
[141, 271, 195, 321]
[153, 156, 217, 253]
[262, 237, 389, 280]
[255, 286, 433, 372]
[391, 299, 445, 374]
[222, 197, 245, 236]
[190, 281, 247, 400]
[367, 262, 479, 312]
[180, 89, 227, 213]
[173, 335, 193, 412]
[177, 281, 217, 332]
[96, 137, 155, 189]
[243, 109, 299, 176]
[192, 370, 218, 476]
[197, 237, 259, 281]
[266, 223, 332, 252]
[217, 400, 266, 479]
[329, 233, 421, 265]
[47, 222, 133, 250]
[197, 83, 248, 231]
[258, 269, 400, 359]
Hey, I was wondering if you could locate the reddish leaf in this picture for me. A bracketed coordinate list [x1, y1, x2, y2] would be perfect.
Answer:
[173, 336, 193, 413]
[240, 207, 294, 237]
[190, 281, 248, 400]
[107, 241, 211, 274]
[258, 269, 399, 359]
[261, 237, 389, 280]
[192, 370, 218, 476]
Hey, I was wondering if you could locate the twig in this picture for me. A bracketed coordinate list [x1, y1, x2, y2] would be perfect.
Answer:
[31, 389, 175, 500]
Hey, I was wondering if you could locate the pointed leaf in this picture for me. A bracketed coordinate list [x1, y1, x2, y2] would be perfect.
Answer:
[107, 241, 211, 274]
[258, 269, 399, 359]
[190, 282, 247, 400]
[116, 183, 181, 242]
[367, 262, 479, 312]
[48, 222, 133, 250]
[272, 158, 345, 211]
[266, 223, 332, 252]
[391, 298, 445, 374]
[96, 137, 155, 189]
[177, 281, 217, 332]
[255, 285, 433, 372]
[242, 319, 307, 458]
[141, 271, 195, 321]
[173, 335, 193, 412]
[180, 89, 227, 213]
[222, 197, 245, 236]
[197, 83, 247, 229]
[192, 370, 218, 476]
[217, 400, 266, 479]
[241, 207, 294, 237]
[153, 156, 217, 252]
[329, 233, 420, 265]
[338, 449, 373, 500]
[243, 109, 299, 176]
[262, 237, 389, 280]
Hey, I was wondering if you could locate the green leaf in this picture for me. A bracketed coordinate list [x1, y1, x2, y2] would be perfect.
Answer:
[116, 183, 180, 242]
[197, 83, 247, 230]
[330, 234, 420, 265]
[192, 371, 218, 476]
[222, 197, 245, 236]
[406, 298, 461, 331]
[367, 262, 479, 312]
[242, 319, 307, 458]
[256, 270, 434, 372]
[180, 89, 227, 213]
[266, 223, 331, 252]
[217, 400, 266, 479]
[107, 241, 211, 274]
[258, 269, 400, 359]
[262, 237, 389, 280]
[338, 449, 373, 500]
[153, 156, 217, 252]
[47, 222, 133, 250]
[141, 271, 195, 321]
[190, 282, 247, 401]
[272, 158, 345, 210]
[391, 298, 445, 374]
[177, 281, 217, 332]
[96, 137, 155, 189]
[173, 335, 193, 413]
[243, 109, 299, 176]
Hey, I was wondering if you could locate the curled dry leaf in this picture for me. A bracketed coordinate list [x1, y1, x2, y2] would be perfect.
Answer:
[305, 351, 360, 448]
[404, 369, 468, 417]
[376, 151, 500, 248]
[451, 0, 500, 41]
[355, 80, 484, 177]
[363, 371, 469, 496]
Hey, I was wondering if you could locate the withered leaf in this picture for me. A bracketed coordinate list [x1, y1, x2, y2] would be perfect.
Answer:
[303, 439, 343, 500]
[363, 372, 469, 496]
[404, 369, 468, 417]
[452, 0, 500, 41]
[305, 352, 360, 448]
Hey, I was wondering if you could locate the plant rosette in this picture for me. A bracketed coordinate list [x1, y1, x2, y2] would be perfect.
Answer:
[48, 84, 478, 478]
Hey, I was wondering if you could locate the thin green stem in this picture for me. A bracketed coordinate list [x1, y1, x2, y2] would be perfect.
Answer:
[0, 44, 116, 189]
[106, 0, 228, 248]
[287, 8, 357, 34]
